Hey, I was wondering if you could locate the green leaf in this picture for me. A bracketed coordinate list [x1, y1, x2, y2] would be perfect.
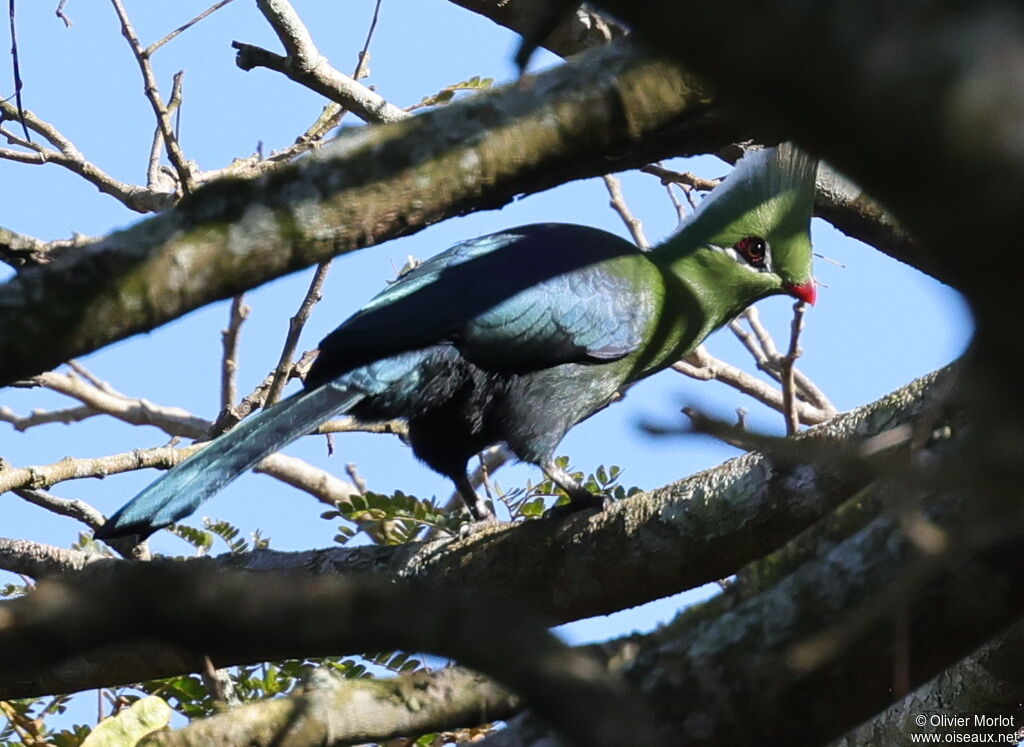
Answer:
[407, 75, 494, 111]
[80, 696, 172, 747]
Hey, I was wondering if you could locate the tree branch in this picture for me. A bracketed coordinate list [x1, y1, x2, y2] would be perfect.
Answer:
[0, 368, 950, 697]
[0, 40, 735, 386]
[146, 665, 519, 747]
[232, 0, 408, 124]
[0, 100, 174, 213]
[1, 565, 661, 747]
[0, 537, 99, 577]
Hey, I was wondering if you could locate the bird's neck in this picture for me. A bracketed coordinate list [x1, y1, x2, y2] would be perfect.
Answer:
[658, 220, 776, 318]
[637, 227, 774, 372]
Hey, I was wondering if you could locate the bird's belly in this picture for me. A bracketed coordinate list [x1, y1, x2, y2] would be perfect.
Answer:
[492, 363, 625, 464]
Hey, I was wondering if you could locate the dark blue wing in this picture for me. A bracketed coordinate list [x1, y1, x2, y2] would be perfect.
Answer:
[308, 224, 657, 384]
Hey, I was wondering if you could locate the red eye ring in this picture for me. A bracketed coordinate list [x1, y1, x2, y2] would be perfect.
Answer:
[734, 236, 767, 268]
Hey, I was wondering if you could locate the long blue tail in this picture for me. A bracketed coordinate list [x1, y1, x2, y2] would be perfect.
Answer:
[95, 384, 364, 540]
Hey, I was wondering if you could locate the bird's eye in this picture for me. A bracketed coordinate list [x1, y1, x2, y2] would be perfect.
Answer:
[734, 236, 767, 268]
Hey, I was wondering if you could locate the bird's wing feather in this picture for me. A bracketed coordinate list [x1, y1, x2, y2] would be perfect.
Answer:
[94, 384, 364, 539]
[309, 224, 657, 383]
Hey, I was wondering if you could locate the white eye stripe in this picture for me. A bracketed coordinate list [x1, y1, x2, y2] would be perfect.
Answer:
[710, 243, 775, 274]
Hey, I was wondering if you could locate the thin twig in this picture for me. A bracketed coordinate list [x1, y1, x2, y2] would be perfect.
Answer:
[233, 0, 407, 124]
[728, 308, 837, 416]
[601, 174, 648, 249]
[641, 163, 720, 191]
[26, 369, 209, 438]
[210, 349, 317, 436]
[7, 0, 31, 141]
[108, 0, 195, 193]
[653, 161, 690, 223]
[12, 487, 105, 529]
[0, 403, 96, 430]
[67, 360, 118, 393]
[54, 0, 71, 27]
[146, 0, 237, 56]
[0, 99, 171, 212]
[265, 262, 332, 406]
[283, 0, 385, 155]
[147, 71, 184, 190]
[673, 345, 831, 425]
[220, 295, 250, 410]
[781, 302, 808, 435]
[345, 463, 367, 495]
[355, 0, 383, 80]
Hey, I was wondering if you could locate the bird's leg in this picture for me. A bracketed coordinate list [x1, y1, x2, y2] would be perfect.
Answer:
[543, 460, 608, 514]
[453, 473, 496, 522]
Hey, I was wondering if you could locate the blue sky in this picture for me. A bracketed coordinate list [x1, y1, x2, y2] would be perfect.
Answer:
[1, 0, 972, 720]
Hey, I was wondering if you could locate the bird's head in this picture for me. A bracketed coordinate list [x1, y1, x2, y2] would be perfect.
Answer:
[684, 143, 818, 306]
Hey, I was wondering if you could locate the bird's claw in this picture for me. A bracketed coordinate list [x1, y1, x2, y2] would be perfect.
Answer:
[458, 515, 501, 539]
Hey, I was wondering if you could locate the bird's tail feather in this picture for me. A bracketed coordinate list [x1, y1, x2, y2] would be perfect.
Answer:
[95, 385, 364, 540]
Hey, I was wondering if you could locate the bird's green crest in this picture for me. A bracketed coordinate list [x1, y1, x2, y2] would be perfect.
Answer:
[687, 143, 818, 290]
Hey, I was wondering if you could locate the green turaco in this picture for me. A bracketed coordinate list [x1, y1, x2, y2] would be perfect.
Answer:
[96, 143, 817, 540]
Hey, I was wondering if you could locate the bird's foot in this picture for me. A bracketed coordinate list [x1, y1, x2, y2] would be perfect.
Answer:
[542, 490, 611, 520]
[458, 514, 501, 539]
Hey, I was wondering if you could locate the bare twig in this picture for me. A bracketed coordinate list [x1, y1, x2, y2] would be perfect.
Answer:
[12, 485, 105, 528]
[66, 360, 120, 394]
[345, 463, 368, 495]
[27, 370, 209, 438]
[11, 487, 105, 529]
[673, 345, 831, 425]
[146, 0, 237, 56]
[210, 349, 319, 436]
[146, 71, 184, 191]
[0, 442, 205, 495]
[2, 367, 371, 506]
[54, 0, 71, 27]
[0, 98, 173, 212]
[266, 261, 332, 406]
[0, 403, 96, 430]
[6, 0, 30, 140]
[730, 307, 838, 417]
[355, 0, 383, 80]
[317, 417, 408, 438]
[781, 302, 808, 435]
[108, 0, 195, 193]
[641, 163, 720, 191]
[233, 0, 408, 124]
[602, 174, 649, 249]
[740, 305, 779, 360]
[220, 296, 250, 410]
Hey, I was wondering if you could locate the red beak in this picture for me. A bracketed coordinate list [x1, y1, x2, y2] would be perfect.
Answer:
[784, 281, 817, 305]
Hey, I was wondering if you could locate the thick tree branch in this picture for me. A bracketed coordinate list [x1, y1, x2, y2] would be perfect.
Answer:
[837, 618, 1024, 745]
[147, 665, 519, 747]
[0, 368, 949, 697]
[0, 40, 734, 386]
[0, 565, 661, 747]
